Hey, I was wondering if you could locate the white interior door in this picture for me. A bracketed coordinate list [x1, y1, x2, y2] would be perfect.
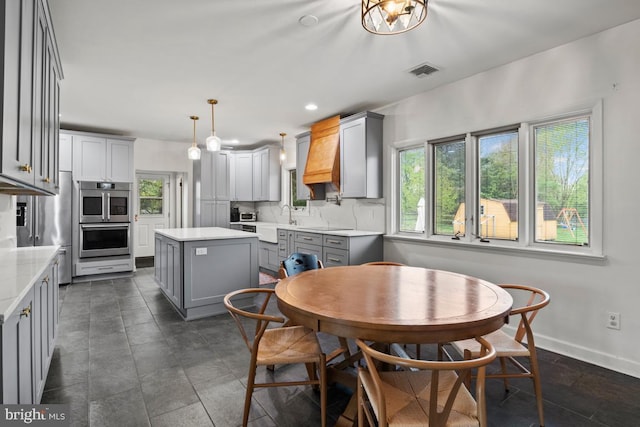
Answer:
[135, 173, 171, 258]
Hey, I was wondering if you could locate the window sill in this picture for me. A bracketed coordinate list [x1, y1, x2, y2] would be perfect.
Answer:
[384, 233, 606, 264]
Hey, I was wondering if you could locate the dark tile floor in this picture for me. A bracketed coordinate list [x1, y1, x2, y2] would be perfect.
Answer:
[42, 268, 640, 426]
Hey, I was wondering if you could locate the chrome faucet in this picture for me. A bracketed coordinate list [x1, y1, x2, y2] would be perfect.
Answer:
[281, 204, 297, 225]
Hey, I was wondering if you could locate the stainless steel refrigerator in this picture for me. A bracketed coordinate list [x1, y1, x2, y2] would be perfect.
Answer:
[17, 171, 73, 284]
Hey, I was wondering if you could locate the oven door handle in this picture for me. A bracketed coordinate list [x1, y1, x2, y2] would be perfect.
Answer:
[81, 223, 129, 229]
[106, 193, 111, 221]
[102, 193, 106, 221]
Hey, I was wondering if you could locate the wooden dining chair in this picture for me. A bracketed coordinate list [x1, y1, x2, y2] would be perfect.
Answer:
[449, 284, 550, 427]
[224, 288, 327, 427]
[278, 252, 324, 279]
[278, 252, 351, 364]
[355, 337, 496, 427]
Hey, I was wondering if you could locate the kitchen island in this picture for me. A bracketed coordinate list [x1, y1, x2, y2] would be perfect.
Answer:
[154, 227, 259, 320]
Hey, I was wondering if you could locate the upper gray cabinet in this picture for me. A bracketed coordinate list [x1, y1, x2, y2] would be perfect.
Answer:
[0, 0, 62, 195]
[252, 146, 280, 202]
[230, 152, 253, 201]
[230, 146, 280, 202]
[339, 112, 383, 199]
[71, 133, 135, 182]
[198, 150, 230, 201]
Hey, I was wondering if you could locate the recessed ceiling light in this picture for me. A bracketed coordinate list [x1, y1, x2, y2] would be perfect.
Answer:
[224, 139, 239, 144]
[298, 15, 319, 27]
[305, 103, 318, 111]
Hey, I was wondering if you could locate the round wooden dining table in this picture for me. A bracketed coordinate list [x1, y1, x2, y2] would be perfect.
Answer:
[275, 264, 513, 427]
[275, 264, 513, 344]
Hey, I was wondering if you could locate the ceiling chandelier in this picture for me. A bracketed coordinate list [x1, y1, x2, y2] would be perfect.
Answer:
[187, 115, 201, 160]
[205, 99, 222, 151]
[362, 0, 428, 35]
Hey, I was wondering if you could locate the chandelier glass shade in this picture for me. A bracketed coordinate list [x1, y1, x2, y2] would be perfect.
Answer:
[279, 132, 287, 163]
[187, 115, 201, 160]
[362, 0, 428, 35]
[205, 99, 222, 151]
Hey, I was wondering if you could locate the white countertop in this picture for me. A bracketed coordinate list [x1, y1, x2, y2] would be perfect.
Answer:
[0, 246, 60, 323]
[230, 222, 384, 239]
[155, 227, 259, 242]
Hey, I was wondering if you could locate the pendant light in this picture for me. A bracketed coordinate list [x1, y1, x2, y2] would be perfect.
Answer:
[187, 115, 201, 160]
[205, 99, 222, 151]
[279, 132, 287, 163]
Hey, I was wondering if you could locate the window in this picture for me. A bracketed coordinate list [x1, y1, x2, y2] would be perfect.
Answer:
[433, 140, 465, 236]
[534, 117, 590, 246]
[398, 147, 425, 232]
[290, 169, 306, 208]
[138, 177, 164, 215]
[394, 104, 601, 258]
[477, 130, 519, 241]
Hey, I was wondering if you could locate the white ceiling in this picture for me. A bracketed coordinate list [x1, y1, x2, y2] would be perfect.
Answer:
[49, 0, 640, 149]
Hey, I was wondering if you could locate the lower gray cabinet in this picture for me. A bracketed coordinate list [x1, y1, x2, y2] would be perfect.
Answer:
[277, 228, 382, 267]
[1, 255, 59, 404]
[154, 233, 259, 320]
[2, 288, 35, 404]
[259, 241, 280, 273]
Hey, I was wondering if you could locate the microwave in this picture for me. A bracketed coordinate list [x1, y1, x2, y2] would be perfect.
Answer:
[239, 211, 257, 222]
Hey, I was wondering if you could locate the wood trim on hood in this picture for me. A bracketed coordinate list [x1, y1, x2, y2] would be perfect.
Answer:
[303, 115, 341, 198]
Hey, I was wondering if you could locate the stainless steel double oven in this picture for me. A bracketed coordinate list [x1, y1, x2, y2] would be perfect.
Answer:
[78, 181, 131, 258]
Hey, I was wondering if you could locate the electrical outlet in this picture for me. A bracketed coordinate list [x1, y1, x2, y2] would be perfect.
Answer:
[195, 247, 207, 256]
[607, 312, 621, 330]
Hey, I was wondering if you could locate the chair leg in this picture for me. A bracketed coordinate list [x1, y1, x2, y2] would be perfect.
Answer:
[320, 357, 327, 427]
[529, 351, 545, 426]
[499, 356, 510, 391]
[243, 362, 258, 427]
[357, 376, 365, 427]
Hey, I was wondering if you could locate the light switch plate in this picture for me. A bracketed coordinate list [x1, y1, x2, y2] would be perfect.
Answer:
[195, 247, 207, 256]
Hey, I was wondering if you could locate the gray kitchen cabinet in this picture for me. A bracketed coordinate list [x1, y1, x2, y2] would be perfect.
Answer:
[292, 231, 323, 259]
[252, 147, 281, 201]
[339, 112, 383, 199]
[230, 152, 253, 201]
[32, 258, 58, 402]
[154, 230, 259, 320]
[200, 200, 230, 228]
[229, 147, 280, 202]
[278, 228, 383, 267]
[194, 151, 231, 227]
[277, 228, 294, 259]
[259, 241, 280, 273]
[295, 132, 325, 201]
[1, 288, 35, 404]
[71, 133, 135, 182]
[1, 253, 59, 404]
[198, 150, 230, 201]
[1, 0, 62, 195]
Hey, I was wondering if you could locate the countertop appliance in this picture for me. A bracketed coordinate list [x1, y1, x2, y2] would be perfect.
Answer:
[239, 211, 257, 222]
[17, 171, 73, 284]
[230, 207, 240, 223]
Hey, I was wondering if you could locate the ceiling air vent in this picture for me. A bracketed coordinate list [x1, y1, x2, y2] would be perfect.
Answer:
[409, 63, 439, 78]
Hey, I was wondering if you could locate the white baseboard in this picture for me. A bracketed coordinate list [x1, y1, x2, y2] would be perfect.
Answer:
[504, 325, 640, 379]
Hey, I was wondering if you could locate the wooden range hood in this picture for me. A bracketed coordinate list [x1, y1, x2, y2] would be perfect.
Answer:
[303, 115, 340, 199]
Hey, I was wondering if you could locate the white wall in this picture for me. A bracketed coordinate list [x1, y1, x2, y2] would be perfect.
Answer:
[379, 19, 640, 377]
[133, 138, 193, 228]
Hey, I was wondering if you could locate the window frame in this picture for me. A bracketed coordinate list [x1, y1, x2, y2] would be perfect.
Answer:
[392, 101, 603, 260]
